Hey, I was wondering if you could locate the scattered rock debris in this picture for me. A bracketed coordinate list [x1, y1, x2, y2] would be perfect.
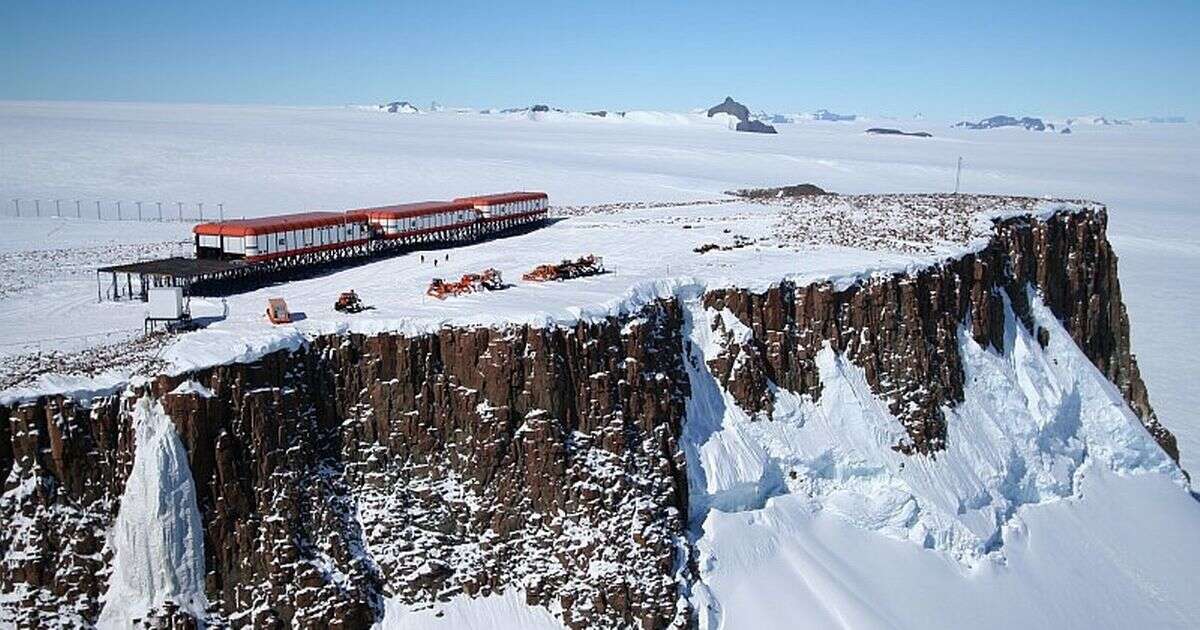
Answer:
[728, 183, 831, 199]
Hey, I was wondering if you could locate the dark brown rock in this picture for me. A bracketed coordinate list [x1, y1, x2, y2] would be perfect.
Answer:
[0, 393, 132, 627]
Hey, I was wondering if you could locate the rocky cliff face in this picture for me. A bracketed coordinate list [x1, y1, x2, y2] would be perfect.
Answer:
[1, 302, 692, 629]
[703, 209, 1177, 461]
[0, 394, 130, 626]
[0, 208, 1180, 628]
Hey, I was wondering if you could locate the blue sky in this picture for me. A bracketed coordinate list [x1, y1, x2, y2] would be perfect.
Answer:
[1, 0, 1197, 119]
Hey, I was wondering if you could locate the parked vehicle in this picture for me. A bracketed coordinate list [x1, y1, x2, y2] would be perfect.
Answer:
[334, 290, 366, 313]
[427, 268, 505, 299]
[266, 298, 292, 324]
[523, 255, 605, 282]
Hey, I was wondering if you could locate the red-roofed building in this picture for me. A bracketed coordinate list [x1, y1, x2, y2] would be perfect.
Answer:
[191, 191, 549, 263]
[455, 191, 548, 223]
[350, 200, 478, 238]
[194, 211, 371, 260]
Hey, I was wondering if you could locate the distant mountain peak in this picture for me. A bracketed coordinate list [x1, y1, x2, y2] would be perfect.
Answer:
[706, 97, 777, 134]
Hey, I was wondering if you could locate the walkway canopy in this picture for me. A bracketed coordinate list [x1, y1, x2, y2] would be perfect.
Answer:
[97, 257, 247, 301]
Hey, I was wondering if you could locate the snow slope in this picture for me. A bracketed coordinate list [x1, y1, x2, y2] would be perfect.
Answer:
[696, 468, 1200, 630]
[685, 289, 1196, 629]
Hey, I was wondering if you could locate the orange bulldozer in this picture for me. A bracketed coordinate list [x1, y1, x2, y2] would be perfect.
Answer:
[522, 254, 605, 282]
[426, 268, 505, 299]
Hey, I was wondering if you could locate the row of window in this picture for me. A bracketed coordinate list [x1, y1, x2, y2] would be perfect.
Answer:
[480, 197, 547, 219]
[237, 222, 370, 256]
[375, 210, 475, 235]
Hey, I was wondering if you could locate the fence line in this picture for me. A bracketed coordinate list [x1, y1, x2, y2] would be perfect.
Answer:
[8, 198, 229, 222]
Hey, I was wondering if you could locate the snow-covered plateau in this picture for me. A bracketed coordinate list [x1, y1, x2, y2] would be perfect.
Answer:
[0, 102, 1197, 629]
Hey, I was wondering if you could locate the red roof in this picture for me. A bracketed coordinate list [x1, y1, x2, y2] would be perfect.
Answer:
[455, 191, 548, 206]
[352, 200, 475, 220]
[193, 212, 353, 237]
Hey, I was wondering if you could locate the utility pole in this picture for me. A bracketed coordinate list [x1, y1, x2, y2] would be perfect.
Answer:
[954, 157, 963, 194]
[96, 200, 102, 219]
[198, 202, 203, 221]
[55, 199, 61, 217]
[156, 201, 162, 221]
[177, 202, 183, 221]
[35, 199, 40, 217]
[75, 200, 81, 218]
[218, 203, 224, 221]
[136, 201, 143, 220]
[117, 201, 122, 220]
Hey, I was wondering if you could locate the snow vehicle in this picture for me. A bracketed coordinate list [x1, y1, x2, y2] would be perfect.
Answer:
[265, 297, 292, 324]
[426, 268, 505, 299]
[522, 255, 605, 282]
[334, 290, 366, 313]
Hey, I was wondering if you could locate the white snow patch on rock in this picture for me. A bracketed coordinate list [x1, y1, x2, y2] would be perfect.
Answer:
[169, 379, 214, 398]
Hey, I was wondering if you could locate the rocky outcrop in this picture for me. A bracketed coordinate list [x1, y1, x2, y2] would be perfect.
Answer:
[0, 208, 1180, 627]
[729, 183, 831, 199]
[706, 97, 750, 122]
[703, 254, 987, 453]
[380, 101, 419, 114]
[865, 127, 932, 137]
[811, 109, 856, 122]
[707, 97, 777, 134]
[0, 408, 10, 496]
[955, 115, 1050, 131]
[701, 209, 1179, 461]
[0, 395, 130, 627]
[996, 211, 1176, 461]
[735, 120, 777, 134]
